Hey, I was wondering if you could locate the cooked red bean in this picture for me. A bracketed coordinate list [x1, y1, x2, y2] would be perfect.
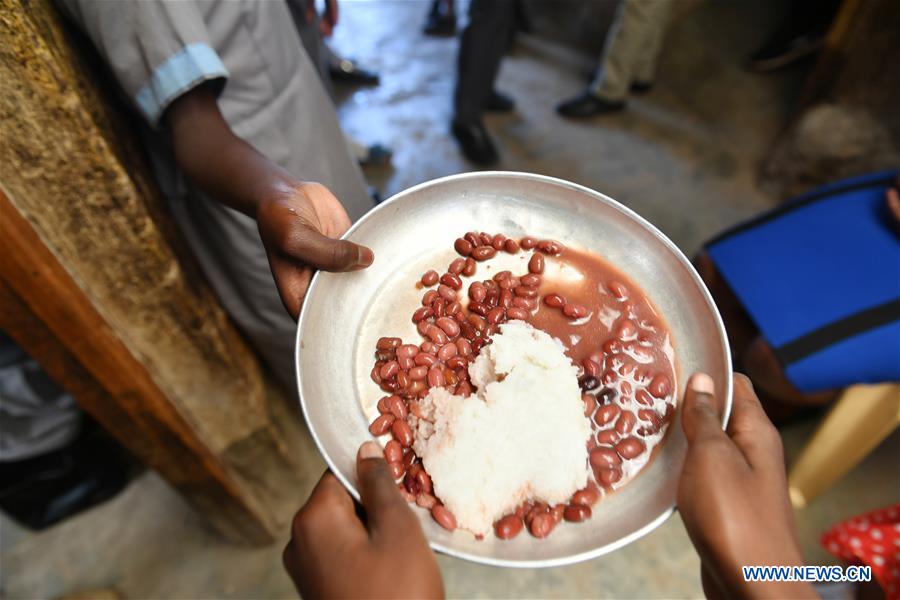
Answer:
[636, 388, 654, 406]
[403, 472, 421, 496]
[519, 274, 539, 287]
[563, 504, 592, 522]
[386, 395, 408, 419]
[468, 314, 487, 333]
[590, 446, 622, 469]
[514, 286, 538, 298]
[414, 354, 436, 368]
[455, 338, 473, 357]
[608, 281, 628, 299]
[389, 461, 405, 479]
[422, 290, 438, 306]
[437, 284, 457, 301]
[511, 297, 533, 310]
[436, 317, 461, 337]
[376, 337, 402, 350]
[437, 343, 458, 361]
[572, 485, 601, 506]
[479, 232, 493, 245]
[463, 257, 476, 276]
[491, 234, 506, 250]
[506, 307, 529, 320]
[616, 436, 646, 460]
[581, 358, 600, 378]
[529, 513, 556, 538]
[416, 493, 437, 510]
[421, 270, 439, 287]
[562, 303, 588, 318]
[411, 307, 432, 324]
[596, 467, 622, 487]
[384, 440, 403, 463]
[440, 272, 462, 290]
[493, 270, 511, 282]
[377, 396, 391, 413]
[464, 232, 480, 247]
[423, 325, 447, 344]
[543, 294, 565, 308]
[448, 258, 466, 276]
[520, 236, 538, 249]
[497, 276, 517, 290]
[537, 240, 562, 255]
[415, 469, 433, 494]
[446, 355, 466, 369]
[615, 410, 636, 434]
[494, 514, 524, 539]
[446, 302, 462, 317]
[649, 373, 672, 398]
[379, 361, 399, 380]
[581, 393, 596, 417]
[594, 403, 620, 426]
[392, 419, 414, 447]
[468, 281, 486, 302]
[471, 246, 497, 261]
[370, 366, 382, 384]
[455, 380, 473, 396]
[485, 306, 505, 324]
[454, 238, 473, 256]
[396, 371, 410, 389]
[409, 365, 429, 381]
[596, 428, 620, 445]
[432, 504, 457, 531]
[504, 238, 519, 253]
[396, 344, 419, 360]
[369, 414, 394, 436]
[528, 253, 544, 274]
[427, 367, 446, 388]
[616, 319, 636, 340]
[499, 289, 513, 308]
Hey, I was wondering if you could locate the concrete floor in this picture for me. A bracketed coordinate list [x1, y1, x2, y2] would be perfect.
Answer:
[3, 1, 898, 599]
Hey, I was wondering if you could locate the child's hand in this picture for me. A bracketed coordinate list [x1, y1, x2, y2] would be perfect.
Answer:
[283, 442, 443, 599]
[677, 373, 816, 599]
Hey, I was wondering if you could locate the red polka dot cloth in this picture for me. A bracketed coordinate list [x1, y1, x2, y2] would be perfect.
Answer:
[821, 504, 900, 599]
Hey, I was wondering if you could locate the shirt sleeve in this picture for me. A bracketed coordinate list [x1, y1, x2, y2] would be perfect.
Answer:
[58, 0, 229, 127]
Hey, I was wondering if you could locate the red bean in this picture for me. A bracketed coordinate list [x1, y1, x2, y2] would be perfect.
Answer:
[396, 344, 419, 360]
[379, 361, 399, 380]
[392, 419, 414, 447]
[507, 307, 529, 320]
[504, 238, 519, 254]
[616, 436, 645, 460]
[471, 246, 497, 261]
[512, 297, 534, 310]
[491, 234, 506, 251]
[616, 319, 636, 340]
[421, 270, 438, 287]
[376, 337, 401, 350]
[464, 232, 480, 247]
[499, 289, 513, 308]
[422, 290, 438, 306]
[468, 301, 488, 317]
[455, 338, 473, 357]
[423, 325, 446, 344]
[446, 355, 466, 370]
[384, 440, 403, 463]
[437, 343, 458, 361]
[495, 514, 524, 539]
[468, 281, 486, 302]
[427, 367, 446, 388]
[409, 365, 429, 381]
[514, 286, 538, 298]
[389, 462, 405, 480]
[468, 314, 487, 333]
[448, 258, 466, 276]
[564, 504, 592, 522]
[446, 301, 462, 317]
[487, 306, 506, 324]
[529, 513, 556, 538]
[590, 446, 622, 469]
[369, 414, 394, 436]
[636, 388, 655, 406]
[594, 403, 620, 426]
[537, 240, 562, 255]
[387, 395, 408, 419]
[479, 232, 493, 245]
[412, 307, 432, 324]
[377, 396, 390, 414]
[543, 294, 565, 308]
[615, 410, 636, 434]
[416, 493, 437, 510]
[563, 303, 588, 318]
[519, 274, 539, 287]
[436, 317, 461, 338]
[437, 284, 457, 301]
[416, 469, 433, 494]
[582, 358, 600, 379]
[370, 366, 382, 384]
[572, 484, 601, 506]
[432, 504, 457, 531]
[528, 253, 544, 274]
[440, 272, 462, 290]
[520, 236, 538, 250]
[596, 467, 622, 487]
[454, 238, 473, 256]
[414, 353, 436, 367]
[463, 257, 476, 276]
[649, 373, 672, 398]
[596, 428, 620, 445]
[609, 281, 628, 299]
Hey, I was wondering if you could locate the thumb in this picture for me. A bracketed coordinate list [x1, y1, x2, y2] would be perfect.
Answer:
[681, 373, 726, 446]
[289, 227, 374, 272]
[356, 441, 415, 537]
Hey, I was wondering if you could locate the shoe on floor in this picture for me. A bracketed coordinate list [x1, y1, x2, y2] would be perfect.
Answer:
[329, 58, 380, 86]
[424, 3, 456, 37]
[451, 120, 498, 166]
[630, 80, 653, 94]
[748, 33, 823, 72]
[556, 91, 625, 119]
[485, 90, 515, 112]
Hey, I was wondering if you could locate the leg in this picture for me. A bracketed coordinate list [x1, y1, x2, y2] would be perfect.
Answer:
[591, 0, 673, 101]
[631, 0, 674, 85]
[788, 383, 900, 507]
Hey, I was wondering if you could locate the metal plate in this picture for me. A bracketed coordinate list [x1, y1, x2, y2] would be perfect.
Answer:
[296, 171, 732, 568]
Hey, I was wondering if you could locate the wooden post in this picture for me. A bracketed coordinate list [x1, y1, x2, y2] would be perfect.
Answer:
[0, 0, 309, 543]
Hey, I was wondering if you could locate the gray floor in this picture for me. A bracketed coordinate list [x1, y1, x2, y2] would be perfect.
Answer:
[3, 1, 898, 599]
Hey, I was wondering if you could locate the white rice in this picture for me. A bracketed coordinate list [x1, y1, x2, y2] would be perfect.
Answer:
[411, 321, 591, 535]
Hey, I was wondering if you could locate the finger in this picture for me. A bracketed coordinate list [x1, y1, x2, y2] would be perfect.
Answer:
[267, 252, 312, 320]
[886, 185, 900, 225]
[726, 373, 786, 472]
[291, 471, 366, 547]
[285, 226, 374, 273]
[681, 372, 728, 446]
[356, 441, 415, 537]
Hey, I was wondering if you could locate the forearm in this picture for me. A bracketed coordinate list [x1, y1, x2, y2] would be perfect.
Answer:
[165, 84, 298, 218]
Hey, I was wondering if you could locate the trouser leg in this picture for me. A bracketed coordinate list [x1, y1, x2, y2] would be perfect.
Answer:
[453, 0, 515, 125]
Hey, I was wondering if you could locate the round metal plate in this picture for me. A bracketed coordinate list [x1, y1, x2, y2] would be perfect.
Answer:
[296, 171, 731, 568]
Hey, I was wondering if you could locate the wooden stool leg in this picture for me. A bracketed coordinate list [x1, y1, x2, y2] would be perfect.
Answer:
[788, 384, 900, 508]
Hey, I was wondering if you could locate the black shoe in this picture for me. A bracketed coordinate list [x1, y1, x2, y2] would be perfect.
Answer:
[451, 120, 499, 166]
[424, 3, 456, 37]
[556, 91, 625, 119]
[329, 59, 380, 86]
[630, 80, 653, 94]
[485, 90, 515, 113]
[748, 33, 823, 72]
[0, 422, 134, 530]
